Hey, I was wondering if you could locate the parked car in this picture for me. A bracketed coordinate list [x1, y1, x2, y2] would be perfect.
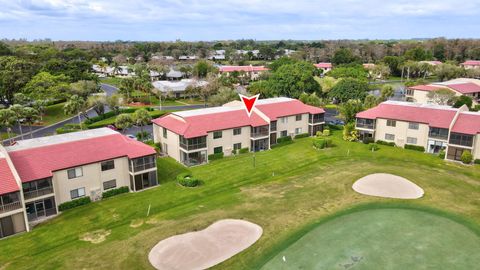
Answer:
[126, 134, 137, 140]
[328, 119, 345, 126]
[107, 125, 117, 131]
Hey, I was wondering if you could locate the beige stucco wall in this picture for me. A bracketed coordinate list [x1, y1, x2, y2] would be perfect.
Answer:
[11, 212, 26, 233]
[474, 135, 480, 160]
[52, 157, 130, 204]
[207, 126, 251, 156]
[275, 114, 309, 138]
[374, 118, 429, 148]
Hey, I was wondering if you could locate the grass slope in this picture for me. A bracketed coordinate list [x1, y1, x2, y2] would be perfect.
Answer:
[0, 131, 479, 269]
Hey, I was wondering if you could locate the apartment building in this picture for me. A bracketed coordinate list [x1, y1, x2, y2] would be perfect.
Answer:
[355, 101, 480, 162]
[406, 78, 480, 105]
[314, 63, 333, 73]
[0, 128, 157, 239]
[218, 65, 269, 80]
[152, 98, 325, 166]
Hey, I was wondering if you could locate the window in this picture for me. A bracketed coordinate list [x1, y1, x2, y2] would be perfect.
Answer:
[281, 130, 288, 137]
[386, 120, 396, 127]
[67, 167, 83, 179]
[233, 143, 242, 151]
[163, 128, 167, 139]
[296, 114, 302, 121]
[103, 180, 117, 190]
[385, 133, 395, 141]
[281, 117, 288, 124]
[101, 160, 115, 171]
[295, 128, 302, 134]
[213, 131, 222, 139]
[407, 137, 417, 144]
[214, 146, 223, 154]
[233, 128, 242, 135]
[408, 122, 419, 130]
[70, 187, 85, 199]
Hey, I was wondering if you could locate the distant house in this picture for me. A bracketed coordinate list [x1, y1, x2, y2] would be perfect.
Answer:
[152, 79, 208, 98]
[314, 63, 333, 73]
[116, 66, 134, 77]
[236, 50, 260, 58]
[151, 55, 175, 61]
[363, 63, 375, 69]
[208, 50, 226, 60]
[150, 70, 161, 81]
[179, 55, 197, 61]
[166, 69, 184, 81]
[218, 65, 269, 80]
[406, 78, 480, 105]
[461, 60, 480, 70]
[92, 64, 114, 77]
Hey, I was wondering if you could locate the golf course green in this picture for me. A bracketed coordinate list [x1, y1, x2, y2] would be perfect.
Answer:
[261, 207, 480, 270]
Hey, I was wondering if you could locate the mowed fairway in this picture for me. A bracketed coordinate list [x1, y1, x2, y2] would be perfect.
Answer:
[261, 207, 480, 269]
[0, 129, 480, 269]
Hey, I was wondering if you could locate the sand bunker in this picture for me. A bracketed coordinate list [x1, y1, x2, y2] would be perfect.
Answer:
[148, 219, 262, 270]
[79, 229, 111, 244]
[352, 173, 424, 199]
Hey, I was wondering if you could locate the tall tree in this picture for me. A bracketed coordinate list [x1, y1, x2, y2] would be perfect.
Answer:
[0, 56, 36, 104]
[133, 108, 152, 136]
[23, 107, 40, 138]
[10, 104, 26, 139]
[328, 78, 369, 103]
[115, 113, 134, 133]
[64, 95, 86, 125]
[0, 109, 17, 143]
[22, 71, 70, 100]
[338, 99, 364, 123]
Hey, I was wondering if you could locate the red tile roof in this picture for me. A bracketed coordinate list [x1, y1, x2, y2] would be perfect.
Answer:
[356, 102, 456, 129]
[219, 66, 269, 72]
[0, 158, 19, 195]
[256, 99, 325, 120]
[153, 110, 269, 138]
[152, 99, 325, 138]
[408, 85, 444, 92]
[8, 134, 156, 183]
[451, 113, 480, 135]
[445, 83, 480, 94]
[462, 60, 480, 66]
[314, 63, 332, 69]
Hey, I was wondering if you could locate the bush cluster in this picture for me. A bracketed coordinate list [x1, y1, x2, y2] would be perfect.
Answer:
[313, 138, 332, 149]
[237, 147, 249, 154]
[84, 108, 137, 125]
[277, 136, 293, 144]
[208, 152, 224, 161]
[376, 140, 396, 147]
[404, 144, 425, 152]
[294, 133, 309, 139]
[439, 149, 446, 159]
[58, 197, 91, 211]
[368, 143, 379, 151]
[176, 172, 201, 187]
[474, 159, 480, 165]
[136, 131, 150, 141]
[102, 186, 129, 199]
[461, 150, 473, 164]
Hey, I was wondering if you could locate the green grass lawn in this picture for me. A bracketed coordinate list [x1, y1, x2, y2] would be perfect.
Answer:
[261, 206, 480, 269]
[41, 102, 74, 126]
[1, 131, 480, 269]
[100, 77, 124, 88]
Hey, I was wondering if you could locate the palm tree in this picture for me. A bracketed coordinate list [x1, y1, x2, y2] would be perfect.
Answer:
[33, 100, 47, 122]
[64, 95, 86, 126]
[115, 113, 133, 134]
[0, 109, 17, 144]
[23, 107, 40, 138]
[10, 104, 26, 140]
[133, 109, 152, 140]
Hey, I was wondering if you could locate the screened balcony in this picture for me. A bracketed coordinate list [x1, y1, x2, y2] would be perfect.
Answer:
[449, 133, 474, 148]
[251, 125, 269, 138]
[0, 192, 22, 214]
[309, 113, 325, 124]
[22, 178, 54, 201]
[179, 136, 207, 151]
[356, 118, 375, 129]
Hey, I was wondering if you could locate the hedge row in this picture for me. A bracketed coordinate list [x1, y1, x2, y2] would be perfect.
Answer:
[277, 136, 293, 144]
[102, 186, 129, 199]
[208, 152, 224, 161]
[404, 144, 425, 152]
[176, 172, 201, 187]
[237, 147, 249, 154]
[376, 140, 396, 146]
[84, 108, 137, 125]
[271, 140, 294, 149]
[294, 133, 309, 139]
[58, 197, 91, 211]
[474, 159, 480, 165]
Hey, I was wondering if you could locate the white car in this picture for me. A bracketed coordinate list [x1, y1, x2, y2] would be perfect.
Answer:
[126, 134, 137, 140]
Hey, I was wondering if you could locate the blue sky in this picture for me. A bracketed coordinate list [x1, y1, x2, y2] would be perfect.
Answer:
[1, 0, 480, 41]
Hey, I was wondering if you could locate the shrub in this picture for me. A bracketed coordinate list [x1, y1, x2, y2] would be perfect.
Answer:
[362, 137, 374, 144]
[474, 159, 480, 165]
[176, 172, 200, 187]
[56, 127, 78, 134]
[316, 131, 322, 137]
[404, 144, 425, 152]
[342, 123, 358, 141]
[368, 143, 379, 151]
[461, 150, 473, 164]
[238, 147, 249, 154]
[136, 131, 150, 141]
[376, 140, 396, 147]
[277, 136, 293, 144]
[102, 186, 129, 199]
[294, 133, 309, 139]
[208, 152, 224, 161]
[322, 129, 330, 136]
[313, 138, 332, 149]
[439, 149, 446, 159]
[58, 197, 91, 211]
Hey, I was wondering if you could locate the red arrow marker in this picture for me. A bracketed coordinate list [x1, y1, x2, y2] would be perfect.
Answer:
[239, 94, 260, 117]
